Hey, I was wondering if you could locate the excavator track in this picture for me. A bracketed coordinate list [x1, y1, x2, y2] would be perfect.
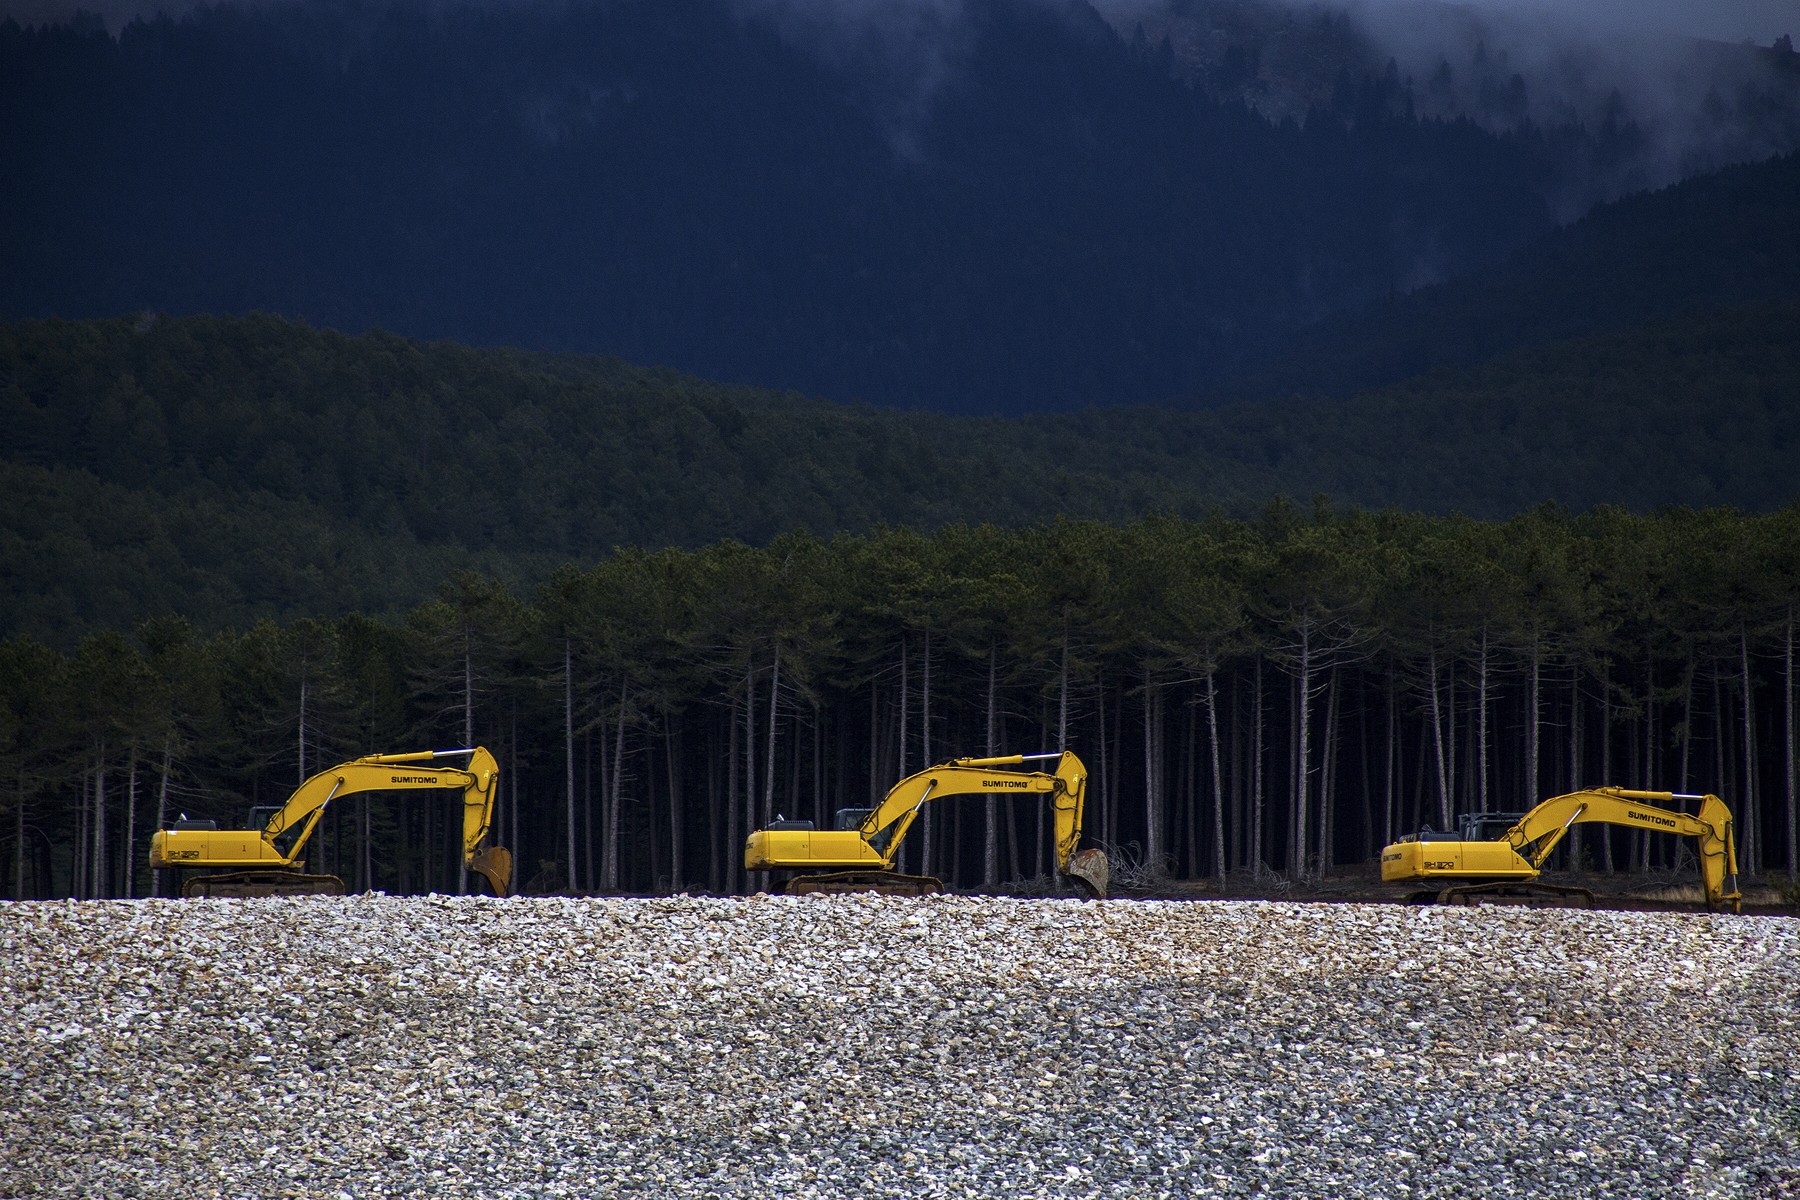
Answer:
[1412, 881, 1596, 909]
[784, 871, 943, 897]
[183, 871, 346, 898]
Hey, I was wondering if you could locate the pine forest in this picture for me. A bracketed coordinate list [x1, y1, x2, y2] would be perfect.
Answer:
[8, 506, 1797, 900]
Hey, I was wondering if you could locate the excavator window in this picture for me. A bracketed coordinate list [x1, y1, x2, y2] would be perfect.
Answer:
[834, 808, 894, 855]
[1459, 814, 1526, 841]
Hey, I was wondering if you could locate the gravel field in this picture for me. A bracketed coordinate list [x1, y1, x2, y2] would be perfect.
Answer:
[3, 894, 1796, 1200]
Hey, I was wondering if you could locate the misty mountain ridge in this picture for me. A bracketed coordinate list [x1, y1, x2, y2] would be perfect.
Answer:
[1102, 0, 1800, 211]
[3, 0, 1796, 414]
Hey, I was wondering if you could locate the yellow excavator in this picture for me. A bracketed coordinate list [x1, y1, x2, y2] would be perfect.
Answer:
[149, 747, 512, 898]
[744, 751, 1110, 898]
[1381, 787, 1740, 912]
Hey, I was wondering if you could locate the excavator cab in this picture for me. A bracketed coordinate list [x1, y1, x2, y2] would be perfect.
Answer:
[1461, 813, 1526, 841]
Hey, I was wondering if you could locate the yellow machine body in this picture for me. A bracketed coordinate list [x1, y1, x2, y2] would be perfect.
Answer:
[150, 747, 512, 896]
[745, 751, 1108, 897]
[1381, 787, 1741, 912]
[1380, 838, 1536, 881]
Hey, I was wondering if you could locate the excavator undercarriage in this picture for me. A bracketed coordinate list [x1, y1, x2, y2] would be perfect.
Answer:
[182, 870, 347, 898]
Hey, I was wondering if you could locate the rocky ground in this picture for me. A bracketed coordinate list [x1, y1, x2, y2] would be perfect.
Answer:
[3, 895, 1796, 1200]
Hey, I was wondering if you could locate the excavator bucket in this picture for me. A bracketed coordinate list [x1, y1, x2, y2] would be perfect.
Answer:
[470, 845, 513, 897]
[1064, 848, 1109, 899]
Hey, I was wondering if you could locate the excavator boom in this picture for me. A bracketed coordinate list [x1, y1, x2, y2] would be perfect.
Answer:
[745, 751, 1108, 897]
[150, 747, 512, 897]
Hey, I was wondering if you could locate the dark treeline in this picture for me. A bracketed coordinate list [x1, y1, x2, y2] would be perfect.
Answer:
[5, 507, 1797, 900]
[7, 304, 1800, 645]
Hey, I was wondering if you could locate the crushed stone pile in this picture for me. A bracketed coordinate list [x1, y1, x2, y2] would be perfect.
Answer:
[3, 894, 1796, 1199]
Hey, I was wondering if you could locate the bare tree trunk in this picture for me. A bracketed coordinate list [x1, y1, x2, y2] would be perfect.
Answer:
[1143, 665, 1160, 870]
[1384, 667, 1397, 850]
[93, 751, 107, 899]
[1600, 659, 1614, 873]
[1477, 625, 1490, 815]
[1642, 638, 1655, 872]
[1230, 675, 1244, 872]
[868, 679, 879, 807]
[14, 781, 26, 901]
[1319, 665, 1339, 878]
[1787, 610, 1796, 880]
[898, 638, 908, 779]
[1058, 629, 1070, 749]
[1294, 622, 1313, 879]
[744, 659, 757, 851]
[1568, 667, 1582, 870]
[460, 643, 475, 895]
[1252, 659, 1265, 880]
[1206, 669, 1226, 881]
[920, 631, 932, 878]
[607, 681, 628, 890]
[584, 728, 596, 893]
[984, 646, 998, 888]
[509, 713, 521, 890]
[298, 672, 309, 784]
[666, 715, 683, 891]
[1679, 658, 1694, 794]
[1446, 659, 1458, 821]
[1527, 636, 1540, 809]
[1741, 623, 1758, 877]
[764, 645, 781, 828]
[125, 750, 138, 899]
[155, 733, 172, 898]
[564, 639, 577, 892]
[1428, 649, 1450, 830]
[727, 697, 740, 893]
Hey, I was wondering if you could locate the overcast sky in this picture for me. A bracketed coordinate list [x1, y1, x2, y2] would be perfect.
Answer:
[2, 0, 1792, 45]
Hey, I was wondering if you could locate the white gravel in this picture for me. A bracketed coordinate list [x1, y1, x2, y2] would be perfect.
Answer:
[2, 894, 1796, 1199]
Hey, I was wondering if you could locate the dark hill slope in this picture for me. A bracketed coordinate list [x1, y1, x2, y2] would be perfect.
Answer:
[3, 305, 1797, 642]
[0, 0, 1569, 413]
[1207, 151, 1800, 403]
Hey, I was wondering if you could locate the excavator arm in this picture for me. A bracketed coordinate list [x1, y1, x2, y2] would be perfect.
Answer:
[150, 747, 512, 896]
[745, 751, 1108, 897]
[1504, 789, 1739, 907]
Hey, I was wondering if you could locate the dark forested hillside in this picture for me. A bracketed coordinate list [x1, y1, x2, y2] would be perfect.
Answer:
[1206, 150, 1800, 403]
[4, 304, 1798, 642]
[0, 0, 1623, 412]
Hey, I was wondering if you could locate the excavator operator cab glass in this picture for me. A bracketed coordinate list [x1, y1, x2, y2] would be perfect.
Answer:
[1460, 813, 1526, 841]
[834, 807, 894, 855]
[246, 804, 309, 856]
